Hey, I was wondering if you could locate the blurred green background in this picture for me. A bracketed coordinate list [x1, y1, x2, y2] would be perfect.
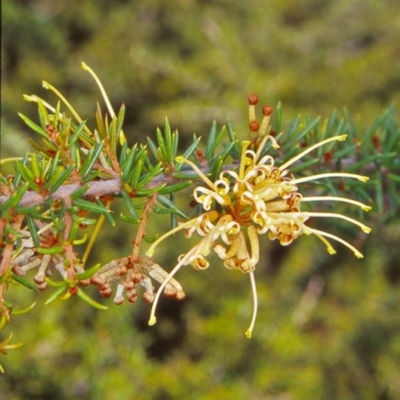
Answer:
[1, 0, 400, 399]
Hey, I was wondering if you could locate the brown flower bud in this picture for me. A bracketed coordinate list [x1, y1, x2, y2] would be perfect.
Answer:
[113, 296, 124, 305]
[100, 287, 113, 298]
[37, 281, 48, 291]
[79, 278, 91, 287]
[249, 121, 259, 132]
[164, 286, 177, 298]
[131, 272, 142, 283]
[91, 275, 106, 286]
[248, 94, 259, 105]
[262, 105, 273, 116]
[123, 280, 135, 291]
[143, 292, 154, 304]
[117, 266, 127, 276]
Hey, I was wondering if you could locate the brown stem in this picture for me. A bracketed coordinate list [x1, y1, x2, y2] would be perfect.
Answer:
[0, 215, 25, 305]
[0, 174, 181, 208]
[130, 193, 158, 265]
[62, 196, 77, 280]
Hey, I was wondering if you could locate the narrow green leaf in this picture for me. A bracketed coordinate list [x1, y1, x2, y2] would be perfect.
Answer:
[115, 104, 126, 144]
[121, 191, 140, 221]
[331, 119, 346, 140]
[77, 287, 108, 310]
[45, 277, 70, 288]
[121, 143, 138, 180]
[15, 160, 40, 192]
[10, 301, 37, 315]
[226, 120, 240, 160]
[15, 160, 34, 182]
[68, 217, 82, 242]
[205, 120, 217, 158]
[95, 198, 115, 226]
[12, 155, 27, 188]
[146, 136, 158, 159]
[284, 117, 320, 151]
[171, 131, 179, 160]
[2, 182, 30, 214]
[70, 119, 94, 147]
[70, 121, 87, 145]
[37, 100, 50, 128]
[30, 154, 41, 179]
[37, 246, 64, 255]
[156, 127, 167, 160]
[170, 193, 177, 228]
[175, 135, 202, 171]
[157, 194, 188, 219]
[334, 143, 358, 160]
[81, 141, 104, 179]
[153, 206, 177, 214]
[136, 184, 166, 196]
[128, 159, 143, 187]
[45, 286, 68, 305]
[75, 263, 102, 280]
[14, 205, 42, 215]
[109, 117, 118, 157]
[69, 142, 78, 166]
[158, 180, 192, 195]
[375, 175, 383, 214]
[26, 215, 40, 248]
[56, 119, 69, 148]
[80, 147, 96, 176]
[290, 158, 319, 173]
[345, 153, 396, 173]
[207, 124, 226, 159]
[81, 170, 101, 184]
[210, 156, 224, 180]
[120, 213, 141, 224]
[137, 162, 163, 188]
[53, 101, 61, 129]
[215, 140, 236, 164]
[46, 150, 61, 180]
[45, 165, 75, 193]
[73, 199, 111, 214]
[163, 117, 172, 163]
[119, 139, 128, 166]
[11, 274, 39, 292]
[123, 144, 148, 180]
[70, 184, 90, 200]
[18, 113, 48, 137]
[285, 115, 302, 141]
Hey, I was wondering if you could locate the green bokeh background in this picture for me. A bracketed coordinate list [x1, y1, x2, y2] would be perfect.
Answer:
[1, 0, 400, 399]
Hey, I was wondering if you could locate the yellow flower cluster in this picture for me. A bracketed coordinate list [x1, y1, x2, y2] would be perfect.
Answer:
[146, 103, 371, 338]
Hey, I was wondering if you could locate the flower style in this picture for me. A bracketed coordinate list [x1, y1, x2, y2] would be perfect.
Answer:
[146, 97, 371, 338]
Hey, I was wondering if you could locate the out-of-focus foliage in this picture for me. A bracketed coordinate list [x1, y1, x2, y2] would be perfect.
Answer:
[3, 0, 400, 146]
[1, 0, 400, 399]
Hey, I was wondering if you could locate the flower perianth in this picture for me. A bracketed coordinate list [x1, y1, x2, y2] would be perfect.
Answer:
[146, 211, 219, 257]
[146, 98, 372, 338]
[148, 215, 241, 325]
[176, 156, 231, 209]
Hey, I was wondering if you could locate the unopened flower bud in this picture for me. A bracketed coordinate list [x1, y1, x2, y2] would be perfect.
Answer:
[249, 121, 259, 132]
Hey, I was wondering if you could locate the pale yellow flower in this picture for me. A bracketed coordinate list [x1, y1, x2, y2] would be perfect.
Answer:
[146, 102, 371, 338]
